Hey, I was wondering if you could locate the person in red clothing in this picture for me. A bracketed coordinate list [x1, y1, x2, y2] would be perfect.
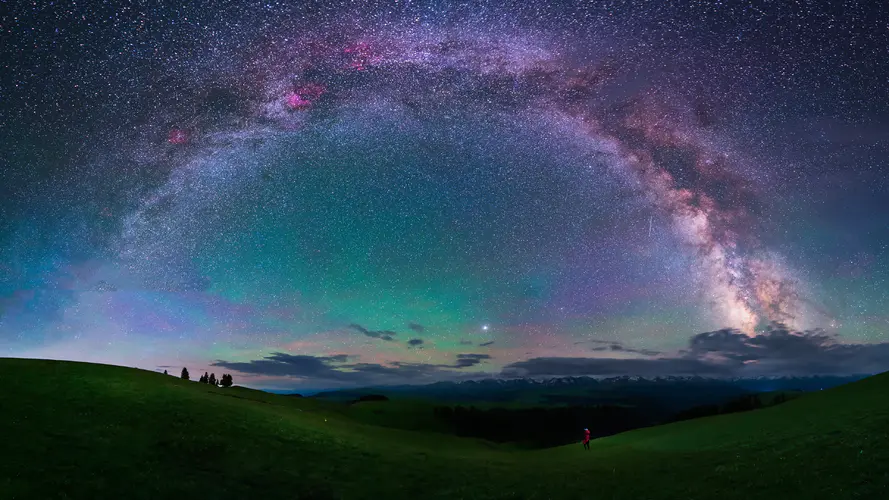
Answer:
[582, 428, 591, 450]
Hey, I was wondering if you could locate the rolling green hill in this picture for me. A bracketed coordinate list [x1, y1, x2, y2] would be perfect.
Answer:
[1, 358, 887, 499]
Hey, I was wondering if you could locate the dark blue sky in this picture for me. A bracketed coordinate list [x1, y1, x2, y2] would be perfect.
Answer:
[2, 0, 888, 389]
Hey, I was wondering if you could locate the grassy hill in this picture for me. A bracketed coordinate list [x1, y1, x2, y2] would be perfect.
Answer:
[1, 358, 887, 499]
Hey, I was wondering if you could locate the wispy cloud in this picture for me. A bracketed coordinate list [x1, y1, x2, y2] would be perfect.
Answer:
[348, 323, 397, 341]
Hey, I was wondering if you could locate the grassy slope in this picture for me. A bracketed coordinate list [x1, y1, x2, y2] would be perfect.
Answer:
[1, 358, 887, 499]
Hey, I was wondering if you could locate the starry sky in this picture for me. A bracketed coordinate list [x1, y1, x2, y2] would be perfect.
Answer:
[2, 0, 889, 390]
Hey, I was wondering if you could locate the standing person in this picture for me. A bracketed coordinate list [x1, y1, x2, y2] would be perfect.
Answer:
[582, 428, 591, 450]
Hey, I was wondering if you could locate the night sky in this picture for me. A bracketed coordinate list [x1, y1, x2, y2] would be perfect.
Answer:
[2, 0, 889, 390]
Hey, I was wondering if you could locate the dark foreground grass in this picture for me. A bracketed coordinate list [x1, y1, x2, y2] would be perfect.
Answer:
[1, 358, 887, 499]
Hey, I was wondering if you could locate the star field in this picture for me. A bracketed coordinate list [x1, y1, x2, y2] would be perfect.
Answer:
[2, 0, 889, 389]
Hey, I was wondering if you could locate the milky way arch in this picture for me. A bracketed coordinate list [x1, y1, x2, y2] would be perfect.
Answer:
[119, 27, 810, 334]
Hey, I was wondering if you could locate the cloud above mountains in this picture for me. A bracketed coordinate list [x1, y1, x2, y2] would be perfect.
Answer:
[212, 351, 492, 386]
[454, 353, 491, 368]
[214, 324, 889, 388]
[589, 343, 661, 357]
[504, 324, 889, 378]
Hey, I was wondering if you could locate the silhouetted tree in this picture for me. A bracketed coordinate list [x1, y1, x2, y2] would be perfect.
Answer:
[200, 372, 210, 384]
[220, 373, 233, 387]
[181, 367, 190, 380]
[209, 373, 217, 386]
[163, 369, 168, 375]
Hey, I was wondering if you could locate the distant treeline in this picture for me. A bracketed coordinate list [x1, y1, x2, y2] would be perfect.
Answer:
[430, 392, 800, 448]
[432, 404, 653, 448]
[351, 394, 389, 404]
[667, 392, 800, 424]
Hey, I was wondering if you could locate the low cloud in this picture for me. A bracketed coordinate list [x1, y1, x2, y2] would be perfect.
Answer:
[682, 326, 889, 375]
[453, 353, 491, 368]
[407, 338, 425, 348]
[212, 353, 351, 378]
[408, 322, 425, 333]
[215, 324, 889, 388]
[348, 323, 397, 341]
[502, 356, 722, 378]
[504, 324, 889, 378]
[459, 340, 474, 345]
[479, 340, 495, 347]
[590, 343, 661, 356]
[323, 354, 352, 363]
[212, 351, 493, 387]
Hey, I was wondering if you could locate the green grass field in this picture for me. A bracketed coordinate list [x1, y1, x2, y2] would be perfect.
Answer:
[1, 358, 887, 499]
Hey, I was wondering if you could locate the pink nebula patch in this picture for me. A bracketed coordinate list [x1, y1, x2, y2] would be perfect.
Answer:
[285, 82, 327, 110]
[168, 128, 189, 144]
[285, 93, 313, 110]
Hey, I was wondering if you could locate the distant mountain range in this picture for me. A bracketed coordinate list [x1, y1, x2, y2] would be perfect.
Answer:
[264, 374, 873, 447]
[297, 374, 868, 411]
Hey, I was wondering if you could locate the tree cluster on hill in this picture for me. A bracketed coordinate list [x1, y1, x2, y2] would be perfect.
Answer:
[179, 368, 233, 387]
[199, 372, 220, 386]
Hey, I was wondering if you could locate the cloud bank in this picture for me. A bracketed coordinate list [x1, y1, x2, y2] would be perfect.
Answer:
[215, 324, 889, 388]
[504, 324, 889, 378]
[212, 351, 492, 386]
